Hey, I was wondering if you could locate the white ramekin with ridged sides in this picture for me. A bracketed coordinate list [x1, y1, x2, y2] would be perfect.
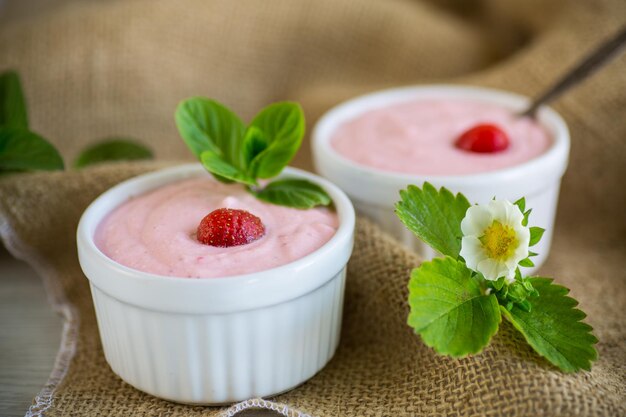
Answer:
[77, 164, 355, 404]
[312, 85, 570, 271]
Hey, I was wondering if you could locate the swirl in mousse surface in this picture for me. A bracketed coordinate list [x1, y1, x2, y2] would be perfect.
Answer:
[330, 99, 552, 175]
[95, 177, 338, 278]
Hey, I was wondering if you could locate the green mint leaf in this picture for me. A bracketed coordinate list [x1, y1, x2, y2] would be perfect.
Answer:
[175, 97, 246, 168]
[408, 256, 501, 357]
[242, 125, 269, 174]
[501, 277, 598, 372]
[529, 227, 545, 246]
[0, 70, 28, 129]
[513, 197, 525, 213]
[175, 97, 325, 209]
[396, 183, 471, 258]
[73, 138, 152, 169]
[252, 178, 331, 209]
[200, 150, 256, 186]
[0, 127, 63, 172]
[246, 102, 304, 179]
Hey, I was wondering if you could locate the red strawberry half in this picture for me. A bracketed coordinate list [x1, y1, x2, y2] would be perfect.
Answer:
[455, 123, 510, 153]
[197, 208, 265, 247]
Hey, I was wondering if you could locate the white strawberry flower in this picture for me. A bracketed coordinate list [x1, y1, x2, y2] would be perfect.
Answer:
[459, 200, 530, 282]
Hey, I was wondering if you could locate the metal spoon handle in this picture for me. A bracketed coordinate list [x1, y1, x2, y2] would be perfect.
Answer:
[521, 25, 626, 117]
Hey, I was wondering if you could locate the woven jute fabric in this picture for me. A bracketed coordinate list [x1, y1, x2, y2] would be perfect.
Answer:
[1, 0, 625, 416]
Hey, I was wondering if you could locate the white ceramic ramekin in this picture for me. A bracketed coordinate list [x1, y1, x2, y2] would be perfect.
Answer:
[312, 85, 569, 271]
[77, 164, 355, 404]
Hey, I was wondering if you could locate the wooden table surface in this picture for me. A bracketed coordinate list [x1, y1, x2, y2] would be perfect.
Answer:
[0, 248, 62, 416]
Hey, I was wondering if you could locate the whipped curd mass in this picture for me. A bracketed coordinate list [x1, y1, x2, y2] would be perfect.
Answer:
[95, 177, 338, 278]
[330, 99, 552, 175]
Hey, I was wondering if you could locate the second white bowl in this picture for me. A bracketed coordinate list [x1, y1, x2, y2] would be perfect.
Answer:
[312, 85, 570, 271]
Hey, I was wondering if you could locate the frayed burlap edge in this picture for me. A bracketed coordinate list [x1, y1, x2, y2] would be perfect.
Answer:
[220, 399, 313, 417]
[1, 209, 79, 417]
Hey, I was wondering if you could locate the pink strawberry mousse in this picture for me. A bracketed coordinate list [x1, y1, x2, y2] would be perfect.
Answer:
[330, 99, 552, 175]
[95, 177, 338, 278]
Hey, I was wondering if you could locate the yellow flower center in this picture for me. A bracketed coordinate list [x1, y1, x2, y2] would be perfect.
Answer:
[479, 220, 518, 260]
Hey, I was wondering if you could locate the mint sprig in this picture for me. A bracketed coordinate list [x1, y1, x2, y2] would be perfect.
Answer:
[254, 179, 331, 208]
[175, 98, 247, 175]
[0, 71, 64, 173]
[175, 97, 331, 209]
[0, 71, 28, 129]
[0, 127, 64, 173]
[397, 182, 598, 372]
[0, 70, 152, 174]
[244, 102, 304, 179]
[73, 138, 153, 169]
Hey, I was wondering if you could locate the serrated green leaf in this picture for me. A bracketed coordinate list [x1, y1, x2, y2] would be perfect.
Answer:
[0, 127, 63, 173]
[514, 197, 525, 213]
[0, 70, 28, 129]
[246, 102, 304, 179]
[175, 97, 246, 167]
[253, 178, 331, 209]
[200, 150, 256, 186]
[501, 277, 598, 372]
[408, 256, 501, 357]
[73, 138, 152, 169]
[529, 227, 545, 246]
[396, 183, 471, 258]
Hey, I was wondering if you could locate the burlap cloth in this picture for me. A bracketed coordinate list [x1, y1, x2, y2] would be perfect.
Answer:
[1, 0, 625, 416]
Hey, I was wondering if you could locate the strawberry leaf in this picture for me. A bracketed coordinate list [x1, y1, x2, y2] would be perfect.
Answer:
[396, 183, 470, 258]
[501, 277, 598, 372]
[408, 256, 501, 357]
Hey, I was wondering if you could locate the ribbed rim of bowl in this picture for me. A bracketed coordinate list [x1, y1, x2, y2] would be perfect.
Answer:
[76, 164, 355, 313]
[312, 84, 570, 189]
